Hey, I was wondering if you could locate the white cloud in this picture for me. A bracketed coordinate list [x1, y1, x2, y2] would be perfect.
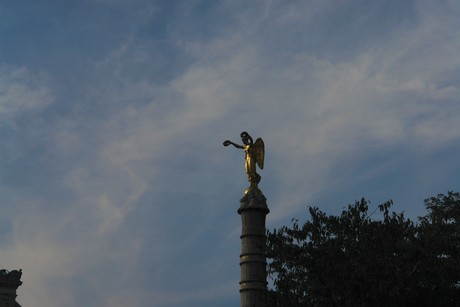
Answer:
[0, 66, 53, 117]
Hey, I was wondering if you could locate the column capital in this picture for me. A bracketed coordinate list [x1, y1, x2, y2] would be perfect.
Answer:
[238, 187, 269, 214]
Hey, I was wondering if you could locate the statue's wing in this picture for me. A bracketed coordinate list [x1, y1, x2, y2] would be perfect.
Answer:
[254, 138, 265, 169]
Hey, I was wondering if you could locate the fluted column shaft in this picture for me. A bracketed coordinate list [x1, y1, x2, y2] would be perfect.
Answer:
[238, 187, 269, 307]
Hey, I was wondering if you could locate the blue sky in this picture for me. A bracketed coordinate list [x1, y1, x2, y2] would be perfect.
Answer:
[1, 0, 459, 306]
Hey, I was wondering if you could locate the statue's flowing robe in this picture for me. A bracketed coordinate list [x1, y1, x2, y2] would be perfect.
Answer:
[244, 138, 264, 183]
[244, 144, 258, 183]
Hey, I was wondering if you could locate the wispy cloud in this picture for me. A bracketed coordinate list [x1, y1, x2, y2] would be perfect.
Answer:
[0, 66, 53, 116]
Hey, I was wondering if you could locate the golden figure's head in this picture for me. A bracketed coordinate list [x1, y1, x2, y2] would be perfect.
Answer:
[240, 131, 252, 145]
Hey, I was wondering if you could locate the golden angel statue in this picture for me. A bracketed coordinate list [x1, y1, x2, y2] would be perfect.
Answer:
[223, 131, 265, 187]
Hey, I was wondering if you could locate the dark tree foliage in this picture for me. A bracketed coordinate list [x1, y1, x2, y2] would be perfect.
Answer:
[266, 192, 460, 307]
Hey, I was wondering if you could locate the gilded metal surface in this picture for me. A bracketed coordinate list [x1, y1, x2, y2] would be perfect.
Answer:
[223, 131, 265, 187]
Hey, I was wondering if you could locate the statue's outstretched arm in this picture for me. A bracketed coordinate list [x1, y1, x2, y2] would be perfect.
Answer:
[223, 140, 244, 149]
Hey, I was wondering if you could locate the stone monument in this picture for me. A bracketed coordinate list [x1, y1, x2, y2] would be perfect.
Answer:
[224, 132, 269, 307]
[0, 269, 22, 307]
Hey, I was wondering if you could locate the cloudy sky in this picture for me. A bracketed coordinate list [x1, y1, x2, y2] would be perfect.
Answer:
[1, 0, 459, 306]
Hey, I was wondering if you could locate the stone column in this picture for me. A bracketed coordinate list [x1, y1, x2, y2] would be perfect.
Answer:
[238, 187, 269, 307]
[0, 269, 22, 307]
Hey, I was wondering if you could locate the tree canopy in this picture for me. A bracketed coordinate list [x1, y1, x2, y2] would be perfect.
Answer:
[266, 192, 460, 307]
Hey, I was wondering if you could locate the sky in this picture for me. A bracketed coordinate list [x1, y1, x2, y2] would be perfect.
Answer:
[1, 0, 460, 306]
